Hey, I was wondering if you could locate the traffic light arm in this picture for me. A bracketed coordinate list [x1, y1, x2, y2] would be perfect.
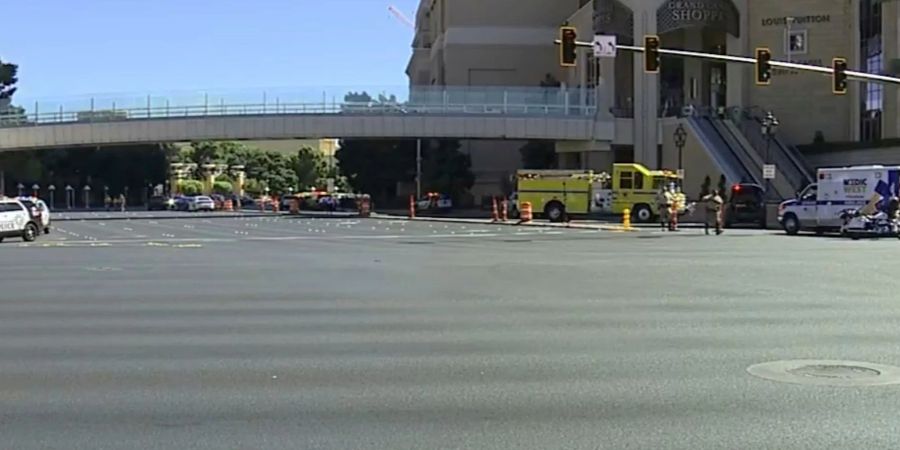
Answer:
[556, 39, 900, 86]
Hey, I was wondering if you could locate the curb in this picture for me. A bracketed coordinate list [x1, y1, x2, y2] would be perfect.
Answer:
[371, 213, 639, 232]
[54, 212, 283, 222]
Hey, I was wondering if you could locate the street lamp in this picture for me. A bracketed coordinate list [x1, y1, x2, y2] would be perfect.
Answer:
[65, 185, 74, 209]
[674, 124, 687, 178]
[83, 185, 92, 209]
[761, 111, 780, 201]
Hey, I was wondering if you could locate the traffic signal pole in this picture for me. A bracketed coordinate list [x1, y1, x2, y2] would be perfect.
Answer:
[556, 39, 900, 88]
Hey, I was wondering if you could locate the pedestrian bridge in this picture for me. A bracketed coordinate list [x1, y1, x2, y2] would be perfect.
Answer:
[0, 86, 614, 151]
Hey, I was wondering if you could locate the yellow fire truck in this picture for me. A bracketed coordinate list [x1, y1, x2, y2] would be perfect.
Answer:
[516, 163, 688, 222]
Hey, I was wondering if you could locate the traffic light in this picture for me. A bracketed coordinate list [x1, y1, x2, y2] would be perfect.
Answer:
[755, 48, 772, 86]
[644, 35, 660, 73]
[833, 58, 848, 95]
[560, 27, 577, 67]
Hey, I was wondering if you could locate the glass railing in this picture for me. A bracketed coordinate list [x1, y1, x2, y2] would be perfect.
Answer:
[1, 86, 598, 126]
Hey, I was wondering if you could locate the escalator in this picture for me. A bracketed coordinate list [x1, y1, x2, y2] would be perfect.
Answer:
[687, 111, 803, 200]
[686, 115, 757, 188]
[734, 109, 815, 193]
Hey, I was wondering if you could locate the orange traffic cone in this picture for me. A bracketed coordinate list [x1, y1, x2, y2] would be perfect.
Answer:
[409, 194, 416, 219]
[500, 199, 509, 222]
[491, 197, 499, 222]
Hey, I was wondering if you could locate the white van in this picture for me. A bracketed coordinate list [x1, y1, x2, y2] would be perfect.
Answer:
[0, 197, 41, 242]
[779, 165, 900, 235]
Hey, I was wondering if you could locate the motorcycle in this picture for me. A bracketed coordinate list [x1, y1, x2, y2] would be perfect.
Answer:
[839, 208, 900, 240]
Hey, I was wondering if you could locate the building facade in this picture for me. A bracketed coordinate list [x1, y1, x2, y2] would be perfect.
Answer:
[407, 0, 589, 200]
[409, 0, 898, 188]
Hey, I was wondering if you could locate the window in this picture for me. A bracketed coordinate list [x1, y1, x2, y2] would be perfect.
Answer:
[0, 203, 23, 213]
[633, 173, 644, 190]
[860, 0, 883, 141]
[619, 171, 633, 189]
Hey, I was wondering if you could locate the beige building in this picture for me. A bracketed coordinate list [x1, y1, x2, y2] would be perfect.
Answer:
[409, 0, 898, 199]
[407, 0, 588, 200]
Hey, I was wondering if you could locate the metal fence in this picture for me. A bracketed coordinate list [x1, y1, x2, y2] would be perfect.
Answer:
[0, 86, 598, 127]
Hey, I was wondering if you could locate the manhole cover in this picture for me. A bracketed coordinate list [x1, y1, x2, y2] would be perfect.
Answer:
[747, 360, 900, 386]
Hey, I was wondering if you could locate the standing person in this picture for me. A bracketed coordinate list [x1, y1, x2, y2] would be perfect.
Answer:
[668, 183, 680, 231]
[118, 193, 126, 212]
[655, 187, 670, 231]
[702, 189, 725, 235]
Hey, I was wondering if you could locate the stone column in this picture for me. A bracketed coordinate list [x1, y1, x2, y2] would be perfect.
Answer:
[632, 7, 660, 168]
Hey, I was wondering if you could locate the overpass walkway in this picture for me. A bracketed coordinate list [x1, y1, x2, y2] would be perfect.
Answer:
[0, 86, 613, 150]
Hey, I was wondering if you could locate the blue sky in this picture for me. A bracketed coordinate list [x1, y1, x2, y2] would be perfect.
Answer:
[3, 0, 419, 102]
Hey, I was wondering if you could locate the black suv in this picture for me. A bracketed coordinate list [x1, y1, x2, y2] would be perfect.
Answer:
[724, 183, 766, 228]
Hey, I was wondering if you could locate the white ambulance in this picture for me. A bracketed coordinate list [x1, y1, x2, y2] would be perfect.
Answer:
[778, 165, 900, 235]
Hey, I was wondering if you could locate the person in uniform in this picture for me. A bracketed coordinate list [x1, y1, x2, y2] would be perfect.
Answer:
[668, 183, 680, 231]
[701, 189, 725, 235]
[655, 187, 670, 231]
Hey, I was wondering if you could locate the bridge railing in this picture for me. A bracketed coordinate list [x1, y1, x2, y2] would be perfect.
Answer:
[0, 86, 598, 127]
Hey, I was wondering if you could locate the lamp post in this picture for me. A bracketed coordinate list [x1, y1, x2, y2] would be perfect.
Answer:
[65, 185, 74, 209]
[83, 185, 92, 209]
[761, 111, 780, 202]
[48, 185, 56, 210]
[674, 124, 687, 182]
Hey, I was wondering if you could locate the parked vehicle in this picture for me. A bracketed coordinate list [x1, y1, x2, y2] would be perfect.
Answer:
[18, 197, 51, 234]
[0, 197, 40, 242]
[516, 163, 688, 223]
[779, 165, 900, 235]
[148, 196, 175, 211]
[189, 196, 216, 212]
[724, 183, 766, 228]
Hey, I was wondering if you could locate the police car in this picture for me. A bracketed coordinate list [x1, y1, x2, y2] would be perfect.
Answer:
[0, 197, 41, 242]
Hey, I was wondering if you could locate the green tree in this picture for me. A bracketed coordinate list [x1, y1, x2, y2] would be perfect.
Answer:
[213, 180, 233, 195]
[293, 146, 326, 189]
[519, 140, 557, 169]
[344, 91, 373, 103]
[178, 179, 204, 196]
[421, 140, 474, 201]
[336, 139, 416, 201]
[0, 59, 18, 100]
[188, 141, 222, 165]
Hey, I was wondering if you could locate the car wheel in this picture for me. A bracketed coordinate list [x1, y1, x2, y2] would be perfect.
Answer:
[22, 223, 38, 242]
[782, 214, 800, 235]
[632, 204, 653, 223]
[545, 201, 565, 223]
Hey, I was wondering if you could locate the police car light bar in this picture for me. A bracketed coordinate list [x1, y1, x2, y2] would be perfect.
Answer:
[556, 39, 900, 86]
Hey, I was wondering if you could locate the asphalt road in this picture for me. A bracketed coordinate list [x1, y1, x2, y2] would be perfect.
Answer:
[2, 216, 900, 449]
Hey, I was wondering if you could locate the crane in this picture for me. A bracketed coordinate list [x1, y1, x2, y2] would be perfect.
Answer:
[388, 5, 415, 30]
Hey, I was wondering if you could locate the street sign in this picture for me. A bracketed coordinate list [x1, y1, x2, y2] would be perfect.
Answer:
[676, 169, 685, 179]
[593, 35, 617, 58]
[763, 164, 777, 179]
